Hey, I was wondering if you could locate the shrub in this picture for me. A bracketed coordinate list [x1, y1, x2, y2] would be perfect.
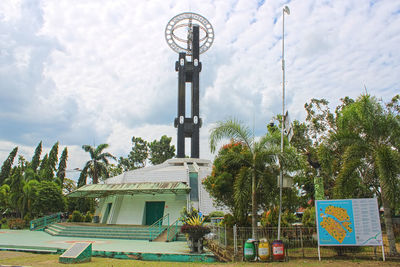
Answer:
[0, 217, 6, 225]
[208, 211, 224, 218]
[394, 224, 400, 242]
[180, 206, 199, 223]
[23, 214, 33, 226]
[302, 206, 316, 227]
[181, 224, 210, 238]
[71, 210, 83, 222]
[8, 218, 26, 229]
[222, 214, 235, 228]
[84, 212, 92, 223]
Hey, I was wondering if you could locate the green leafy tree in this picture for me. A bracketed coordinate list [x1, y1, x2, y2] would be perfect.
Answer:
[30, 141, 42, 172]
[108, 164, 123, 177]
[62, 178, 77, 195]
[208, 118, 299, 238]
[6, 167, 25, 218]
[302, 206, 316, 227]
[38, 154, 48, 180]
[0, 147, 18, 185]
[56, 147, 68, 186]
[81, 144, 116, 184]
[41, 142, 59, 180]
[148, 135, 175, 165]
[261, 207, 297, 227]
[290, 97, 360, 201]
[0, 184, 10, 212]
[32, 181, 65, 216]
[334, 94, 400, 255]
[22, 179, 40, 217]
[203, 140, 253, 225]
[77, 168, 88, 188]
[118, 136, 148, 171]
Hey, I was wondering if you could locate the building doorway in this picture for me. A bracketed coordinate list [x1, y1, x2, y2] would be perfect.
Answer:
[145, 201, 165, 225]
[102, 203, 112, 224]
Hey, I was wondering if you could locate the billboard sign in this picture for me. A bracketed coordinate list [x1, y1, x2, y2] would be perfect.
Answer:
[315, 198, 383, 246]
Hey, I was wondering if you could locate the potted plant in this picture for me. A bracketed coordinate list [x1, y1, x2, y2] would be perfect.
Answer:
[181, 214, 210, 253]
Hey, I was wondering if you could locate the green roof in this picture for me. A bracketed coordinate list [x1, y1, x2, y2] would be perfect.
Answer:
[68, 182, 191, 198]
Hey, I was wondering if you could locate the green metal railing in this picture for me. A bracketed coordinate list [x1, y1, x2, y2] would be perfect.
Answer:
[166, 219, 180, 242]
[30, 212, 62, 231]
[149, 213, 169, 241]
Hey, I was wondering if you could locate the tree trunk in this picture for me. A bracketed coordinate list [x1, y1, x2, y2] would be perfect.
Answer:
[381, 189, 398, 256]
[251, 164, 257, 239]
[92, 165, 98, 184]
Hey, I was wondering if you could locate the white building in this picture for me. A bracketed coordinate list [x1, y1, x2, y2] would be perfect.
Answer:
[69, 158, 223, 225]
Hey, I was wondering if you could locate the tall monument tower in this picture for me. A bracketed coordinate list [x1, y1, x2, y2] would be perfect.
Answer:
[165, 13, 214, 158]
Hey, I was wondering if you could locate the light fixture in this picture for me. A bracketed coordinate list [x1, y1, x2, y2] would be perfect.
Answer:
[284, 6, 290, 15]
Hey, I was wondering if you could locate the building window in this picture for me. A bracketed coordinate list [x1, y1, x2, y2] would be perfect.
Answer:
[189, 172, 199, 201]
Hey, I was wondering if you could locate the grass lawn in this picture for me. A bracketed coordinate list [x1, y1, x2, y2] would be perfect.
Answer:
[1, 251, 400, 267]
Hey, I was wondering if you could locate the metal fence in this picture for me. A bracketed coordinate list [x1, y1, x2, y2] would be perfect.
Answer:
[208, 225, 397, 261]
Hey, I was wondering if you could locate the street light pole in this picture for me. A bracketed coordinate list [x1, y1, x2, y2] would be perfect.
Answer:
[278, 5, 290, 241]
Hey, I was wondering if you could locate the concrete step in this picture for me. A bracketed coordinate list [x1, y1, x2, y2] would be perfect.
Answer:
[56, 228, 154, 233]
[176, 233, 187, 241]
[48, 224, 66, 230]
[55, 225, 165, 233]
[45, 223, 167, 241]
[58, 231, 150, 237]
[44, 228, 59, 236]
[45, 223, 168, 241]
[54, 232, 150, 240]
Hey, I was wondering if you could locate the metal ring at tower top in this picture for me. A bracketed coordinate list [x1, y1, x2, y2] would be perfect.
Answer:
[165, 12, 214, 55]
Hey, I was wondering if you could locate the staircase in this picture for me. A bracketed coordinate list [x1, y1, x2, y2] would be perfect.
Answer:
[45, 223, 167, 240]
[175, 232, 187, 241]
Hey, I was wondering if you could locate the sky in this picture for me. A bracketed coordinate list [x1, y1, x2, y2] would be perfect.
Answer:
[0, 0, 399, 179]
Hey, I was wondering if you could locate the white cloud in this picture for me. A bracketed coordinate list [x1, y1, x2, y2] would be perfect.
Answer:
[1, 0, 400, 171]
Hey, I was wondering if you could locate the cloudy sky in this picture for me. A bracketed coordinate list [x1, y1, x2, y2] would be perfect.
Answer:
[1, 0, 399, 178]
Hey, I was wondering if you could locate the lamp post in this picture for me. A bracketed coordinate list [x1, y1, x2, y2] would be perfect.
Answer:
[277, 5, 290, 241]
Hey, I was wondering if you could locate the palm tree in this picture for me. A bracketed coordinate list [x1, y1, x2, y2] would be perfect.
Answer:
[209, 118, 297, 238]
[335, 95, 399, 256]
[22, 179, 39, 217]
[0, 184, 10, 212]
[81, 144, 116, 185]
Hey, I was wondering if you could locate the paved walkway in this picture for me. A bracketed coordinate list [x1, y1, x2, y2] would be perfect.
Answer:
[0, 229, 191, 254]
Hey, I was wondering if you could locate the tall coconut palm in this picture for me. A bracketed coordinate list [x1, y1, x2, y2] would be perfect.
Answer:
[81, 144, 116, 185]
[209, 118, 298, 239]
[335, 94, 399, 256]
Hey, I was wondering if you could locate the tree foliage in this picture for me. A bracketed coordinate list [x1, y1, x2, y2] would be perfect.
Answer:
[0, 143, 69, 219]
[56, 147, 68, 185]
[333, 94, 400, 255]
[0, 147, 18, 185]
[148, 135, 175, 165]
[30, 141, 42, 172]
[117, 135, 175, 172]
[33, 181, 66, 216]
[207, 118, 300, 237]
[81, 144, 116, 185]
[118, 136, 148, 171]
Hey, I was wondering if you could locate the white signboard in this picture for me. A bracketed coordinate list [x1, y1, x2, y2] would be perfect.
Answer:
[315, 198, 385, 260]
[316, 198, 382, 246]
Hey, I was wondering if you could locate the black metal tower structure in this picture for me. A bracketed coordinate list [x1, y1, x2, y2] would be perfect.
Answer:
[165, 13, 214, 158]
[174, 25, 201, 158]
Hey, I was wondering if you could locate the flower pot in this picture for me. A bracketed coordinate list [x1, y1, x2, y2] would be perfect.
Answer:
[181, 225, 210, 254]
[188, 236, 204, 253]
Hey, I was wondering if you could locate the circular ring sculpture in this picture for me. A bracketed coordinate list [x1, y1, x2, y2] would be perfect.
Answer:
[165, 12, 214, 55]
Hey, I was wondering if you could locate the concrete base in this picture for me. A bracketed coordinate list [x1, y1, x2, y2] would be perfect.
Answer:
[0, 230, 216, 263]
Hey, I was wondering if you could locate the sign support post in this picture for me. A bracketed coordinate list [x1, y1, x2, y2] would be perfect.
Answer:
[318, 244, 321, 261]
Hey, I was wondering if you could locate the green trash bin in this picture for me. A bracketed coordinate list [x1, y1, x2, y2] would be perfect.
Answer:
[244, 239, 256, 261]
